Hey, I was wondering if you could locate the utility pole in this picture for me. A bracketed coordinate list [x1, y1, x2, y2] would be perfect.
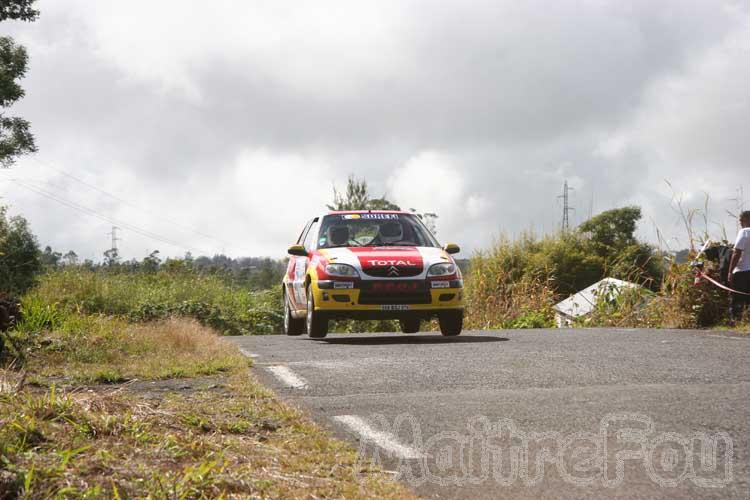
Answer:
[558, 180, 574, 231]
[107, 226, 121, 252]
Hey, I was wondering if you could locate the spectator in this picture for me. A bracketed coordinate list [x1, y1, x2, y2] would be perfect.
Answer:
[728, 210, 750, 322]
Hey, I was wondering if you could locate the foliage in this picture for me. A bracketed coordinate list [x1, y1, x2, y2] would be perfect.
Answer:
[42, 248, 288, 291]
[463, 206, 666, 329]
[464, 235, 557, 329]
[24, 267, 283, 336]
[579, 205, 641, 253]
[0, 2, 38, 167]
[327, 174, 400, 211]
[579, 206, 664, 289]
[0, 369, 413, 499]
[0, 205, 41, 295]
[12, 314, 248, 382]
[581, 259, 732, 329]
[40, 245, 61, 269]
[0, 0, 38, 22]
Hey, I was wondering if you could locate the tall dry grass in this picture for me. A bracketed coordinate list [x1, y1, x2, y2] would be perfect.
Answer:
[464, 235, 557, 329]
[27, 316, 247, 383]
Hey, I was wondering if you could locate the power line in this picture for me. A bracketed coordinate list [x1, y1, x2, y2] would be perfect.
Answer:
[28, 157, 230, 248]
[1, 173, 214, 256]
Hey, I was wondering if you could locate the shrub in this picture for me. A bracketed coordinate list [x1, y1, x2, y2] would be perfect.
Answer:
[0, 206, 42, 296]
[24, 268, 283, 336]
[464, 235, 557, 329]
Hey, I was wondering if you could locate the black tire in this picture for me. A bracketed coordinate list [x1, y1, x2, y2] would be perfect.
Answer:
[306, 285, 328, 338]
[439, 310, 463, 336]
[399, 318, 420, 334]
[283, 291, 304, 336]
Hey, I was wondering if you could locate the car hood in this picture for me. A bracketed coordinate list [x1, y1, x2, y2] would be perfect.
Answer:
[317, 246, 452, 280]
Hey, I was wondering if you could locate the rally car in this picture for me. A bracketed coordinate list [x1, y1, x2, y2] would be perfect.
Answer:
[282, 211, 464, 338]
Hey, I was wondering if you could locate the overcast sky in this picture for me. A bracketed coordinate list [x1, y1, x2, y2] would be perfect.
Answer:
[1, 0, 749, 261]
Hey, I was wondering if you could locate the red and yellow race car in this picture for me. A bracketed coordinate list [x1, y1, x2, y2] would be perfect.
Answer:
[282, 211, 464, 338]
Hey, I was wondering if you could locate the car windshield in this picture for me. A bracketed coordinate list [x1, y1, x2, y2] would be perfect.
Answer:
[317, 213, 439, 249]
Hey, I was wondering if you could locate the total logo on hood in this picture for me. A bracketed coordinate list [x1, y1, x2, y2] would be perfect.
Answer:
[366, 259, 419, 267]
[319, 246, 451, 280]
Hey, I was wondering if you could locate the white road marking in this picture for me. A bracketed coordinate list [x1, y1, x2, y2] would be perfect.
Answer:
[238, 348, 258, 358]
[705, 334, 749, 340]
[266, 365, 308, 389]
[333, 415, 423, 459]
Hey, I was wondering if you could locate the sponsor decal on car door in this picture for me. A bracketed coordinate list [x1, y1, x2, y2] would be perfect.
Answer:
[293, 256, 307, 308]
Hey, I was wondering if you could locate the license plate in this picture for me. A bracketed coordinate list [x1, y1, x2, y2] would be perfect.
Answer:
[381, 305, 410, 311]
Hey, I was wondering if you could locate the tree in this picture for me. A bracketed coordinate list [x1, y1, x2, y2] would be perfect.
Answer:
[103, 248, 119, 266]
[366, 196, 401, 211]
[0, 1, 39, 21]
[142, 250, 161, 273]
[62, 250, 78, 266]
[578, 206, 663, 288]
[327, 175, 400, 211]
[0, 0, 38, 168]
[579, 206, 642, 256]
[0, 205, 41, 294]
[40, 245, 61, 269]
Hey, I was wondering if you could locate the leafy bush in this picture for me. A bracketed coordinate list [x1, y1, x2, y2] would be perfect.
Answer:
[0, 206, 42, 295]
[581, 260, 732, 329]
[463, 207, 666, 330]
[24, 268, 283, 336]
[464, 235, 557, 329]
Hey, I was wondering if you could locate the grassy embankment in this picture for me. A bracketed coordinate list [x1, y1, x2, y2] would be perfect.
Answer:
[0, 269, 413, 498]
[463, 232, 746, 331]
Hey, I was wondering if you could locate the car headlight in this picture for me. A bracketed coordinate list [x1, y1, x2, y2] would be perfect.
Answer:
[427, 262, 456, 276]
[325, 263, 359, 277]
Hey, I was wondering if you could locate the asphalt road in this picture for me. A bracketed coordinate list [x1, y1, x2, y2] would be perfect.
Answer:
[228, 329, 750, 499]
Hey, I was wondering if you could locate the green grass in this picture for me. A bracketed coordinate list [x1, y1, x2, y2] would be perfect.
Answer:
[25, 268, 284, 335]
[0, 370, 413, 499]
[0, 268, 414, 498]
[26, 315, 248, 383]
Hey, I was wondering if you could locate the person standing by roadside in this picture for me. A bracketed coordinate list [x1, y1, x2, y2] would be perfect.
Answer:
[728, 210, 750, 322]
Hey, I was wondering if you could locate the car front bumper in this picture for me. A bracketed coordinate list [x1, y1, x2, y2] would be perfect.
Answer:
[310, 278, 464, 319]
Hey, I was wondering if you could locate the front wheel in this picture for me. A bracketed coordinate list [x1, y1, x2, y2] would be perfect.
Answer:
[439, 310, 463, 336]
[283, 291, 304, 336]
[399, 318, 420, 333]
[306, 286, 328, 338]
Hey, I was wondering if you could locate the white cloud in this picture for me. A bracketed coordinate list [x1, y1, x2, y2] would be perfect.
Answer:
[2, 0, 750, 259]
[388, 151, 490, 248]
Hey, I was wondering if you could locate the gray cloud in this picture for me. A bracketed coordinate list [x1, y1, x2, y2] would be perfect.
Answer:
[1, 0, 749, 259]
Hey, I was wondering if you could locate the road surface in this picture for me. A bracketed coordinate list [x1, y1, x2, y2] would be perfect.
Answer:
[228, 328, 750, 499]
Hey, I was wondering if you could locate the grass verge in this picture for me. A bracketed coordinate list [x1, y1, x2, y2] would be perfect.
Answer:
[1, 314, 414, 498]
[25, 317, 249, 384]
[0, 369, 412, 498]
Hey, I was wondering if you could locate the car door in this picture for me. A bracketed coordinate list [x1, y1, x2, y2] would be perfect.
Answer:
[287, 219, 312, 312]
[291, 218, 319, 311]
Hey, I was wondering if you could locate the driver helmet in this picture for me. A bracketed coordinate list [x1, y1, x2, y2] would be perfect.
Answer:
[378, 221, 403, 244]
[327, 225, 350, 246]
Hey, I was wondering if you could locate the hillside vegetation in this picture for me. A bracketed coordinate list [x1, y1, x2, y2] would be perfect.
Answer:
[25, 266, 283, 336]
[465, 206, 670, 329]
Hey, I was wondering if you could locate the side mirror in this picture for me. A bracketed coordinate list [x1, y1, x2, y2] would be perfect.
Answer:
[287, 244, 308, 257]
[443, 243, 460, 255]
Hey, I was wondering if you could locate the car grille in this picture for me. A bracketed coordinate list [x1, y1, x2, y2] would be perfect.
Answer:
[358, 281, 431, 305]
[363, 266, 423, 278]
